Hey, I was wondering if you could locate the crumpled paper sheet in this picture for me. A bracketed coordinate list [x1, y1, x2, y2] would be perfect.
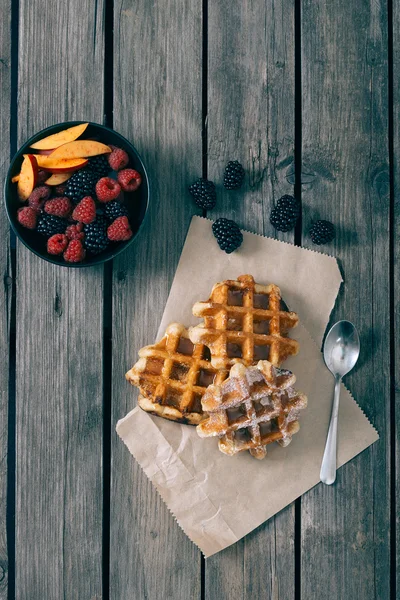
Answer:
[117, 216, 379, 557]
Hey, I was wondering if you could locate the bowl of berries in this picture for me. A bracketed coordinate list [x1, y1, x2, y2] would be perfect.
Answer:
[4, 121, 149, 266]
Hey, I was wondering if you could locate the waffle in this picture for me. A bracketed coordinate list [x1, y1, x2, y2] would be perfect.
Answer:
[189, 275, 299, 370]
[197, 360, 307, 459]
[126, 323, 228, 425]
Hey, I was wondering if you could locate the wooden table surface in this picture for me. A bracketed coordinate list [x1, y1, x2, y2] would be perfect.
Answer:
[0, 0, 398, 598]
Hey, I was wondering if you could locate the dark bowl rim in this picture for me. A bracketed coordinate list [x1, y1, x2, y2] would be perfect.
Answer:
[4, 120, 150, 268]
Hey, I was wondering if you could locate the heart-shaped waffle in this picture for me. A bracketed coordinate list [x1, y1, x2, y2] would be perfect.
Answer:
[197, 360, 307, 459]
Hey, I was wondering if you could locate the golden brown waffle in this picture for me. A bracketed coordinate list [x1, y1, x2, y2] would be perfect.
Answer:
[197, 360, 307, 459]
[189, 274, 299, 369]
[126, 323, 228, 425]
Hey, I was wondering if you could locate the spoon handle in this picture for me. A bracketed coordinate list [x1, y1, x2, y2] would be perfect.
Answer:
[320, 376, 341, 485]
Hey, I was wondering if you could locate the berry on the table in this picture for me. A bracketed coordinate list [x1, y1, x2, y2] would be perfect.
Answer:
[309, 220, 336, 245]
[270, 195, 300, 232]
[28, 185, 51, 212]
[37, 214, 68, 238]
[17, 206, 37, 230]
[72, 196, 96, 224]
[104, 200, 129, 223]
[95, 177, 121, 202]
[188, 178, 216, 210]
[65, 168, 98, 204]
[223, 161, 245, 190]
[44, 197, 72, 218]
[117, 168, 142, 192]
[84, 215, 109, 254]
[47, 234, 69, 255]
[212, 217, 243, 254]
[63, 239, 86, 263]
[108, 146, 129, 171]
[66, 222, 85, 241]
[107, 216, 133, 241]
[88, 155, 110, 178]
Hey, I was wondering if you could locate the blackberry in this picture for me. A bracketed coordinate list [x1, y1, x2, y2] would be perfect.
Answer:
[223, 161, 245, 190]
[189, 178, 216, 210]
[84, 215, 109, 254]
[37, 214, 68, 238]
[65, 168, 97, 204]
[88, 155, 110, 179]
[104, 201, 129, 223]
[270, 195, 300, 232]
[309, 220, 335, 245]
[212, 218, 243, 254]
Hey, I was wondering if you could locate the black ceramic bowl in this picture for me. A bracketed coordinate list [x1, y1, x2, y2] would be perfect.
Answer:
[4, 121, 149, 267]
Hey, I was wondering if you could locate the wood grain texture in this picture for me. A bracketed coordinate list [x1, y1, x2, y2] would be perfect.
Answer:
[393, 0, 400, 594]
[205, 0, 296, 597]
[0, 0, 11, 595]
[301, 0, 390, 597]
[16, 1, 105, 598]
[110, 1, 202, 598]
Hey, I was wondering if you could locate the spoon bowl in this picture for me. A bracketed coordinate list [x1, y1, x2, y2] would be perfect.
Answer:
[323, 320, 360, 378]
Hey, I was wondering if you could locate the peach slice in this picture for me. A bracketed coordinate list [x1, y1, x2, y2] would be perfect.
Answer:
[34, 155, 88, 173]
[17, 155, 38, 201]
[44, 172, 73, 186]
[30, 123, 89, 150]
[50, 140, 111, 160]
[12, 174, 20, 183]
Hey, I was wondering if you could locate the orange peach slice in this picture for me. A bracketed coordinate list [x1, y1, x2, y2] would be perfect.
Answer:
[44, 172, 73, 186]
[34, 155, 88, 173]
[12, 174, 20, 183]
[30, 123, 89, 150]
[17, 155, 38, 201]
[50, 140, 111, 160]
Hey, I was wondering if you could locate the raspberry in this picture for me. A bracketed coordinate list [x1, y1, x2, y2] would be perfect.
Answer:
[107, 216, 133, 241]
[95, 177, 121, 202]
[65, 222, 85, 241]
[47, 234, 68, 255]
[72, 196, 96, 224]
[117, 169, 142, 192]
[44, 197, 72, 218]
[28, 185, 51, 211]
[108, 146, 129, 171]
[37, 170, 49, 185]
[55, 184, 67, 196]
[63, 239, 86, 263]
[17, 206, 37, 229]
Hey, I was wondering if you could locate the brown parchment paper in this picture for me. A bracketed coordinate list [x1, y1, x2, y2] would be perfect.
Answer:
[117, 216, 379, 557]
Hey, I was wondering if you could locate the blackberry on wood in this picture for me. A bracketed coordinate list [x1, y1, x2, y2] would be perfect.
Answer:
[84, 215, 110, 254]
[212, 218, 243, 254]
[223, 161, 245, 190]
[270, 195, 300, 232]
[189, 178, 216, 210]
[309, 220, 335, 245]
[37, 214, 68, 238]
[65, 168, 97, 204]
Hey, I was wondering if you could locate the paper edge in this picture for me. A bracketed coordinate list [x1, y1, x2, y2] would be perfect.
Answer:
[117, 409, 216, 557]
[191, 215, 345, 264]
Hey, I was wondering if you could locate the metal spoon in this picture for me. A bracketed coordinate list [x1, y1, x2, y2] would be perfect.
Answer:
[320, 320, 360, 485]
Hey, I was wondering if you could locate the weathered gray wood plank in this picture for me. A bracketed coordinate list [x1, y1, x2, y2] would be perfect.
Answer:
[393, 0, 400, 594]
[0, 0, 11, 595]
[301, 0, 390, 597]
[16, 2, 105, 598]
[206, 0, 296, 597]
[110, 1, 202, 598]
